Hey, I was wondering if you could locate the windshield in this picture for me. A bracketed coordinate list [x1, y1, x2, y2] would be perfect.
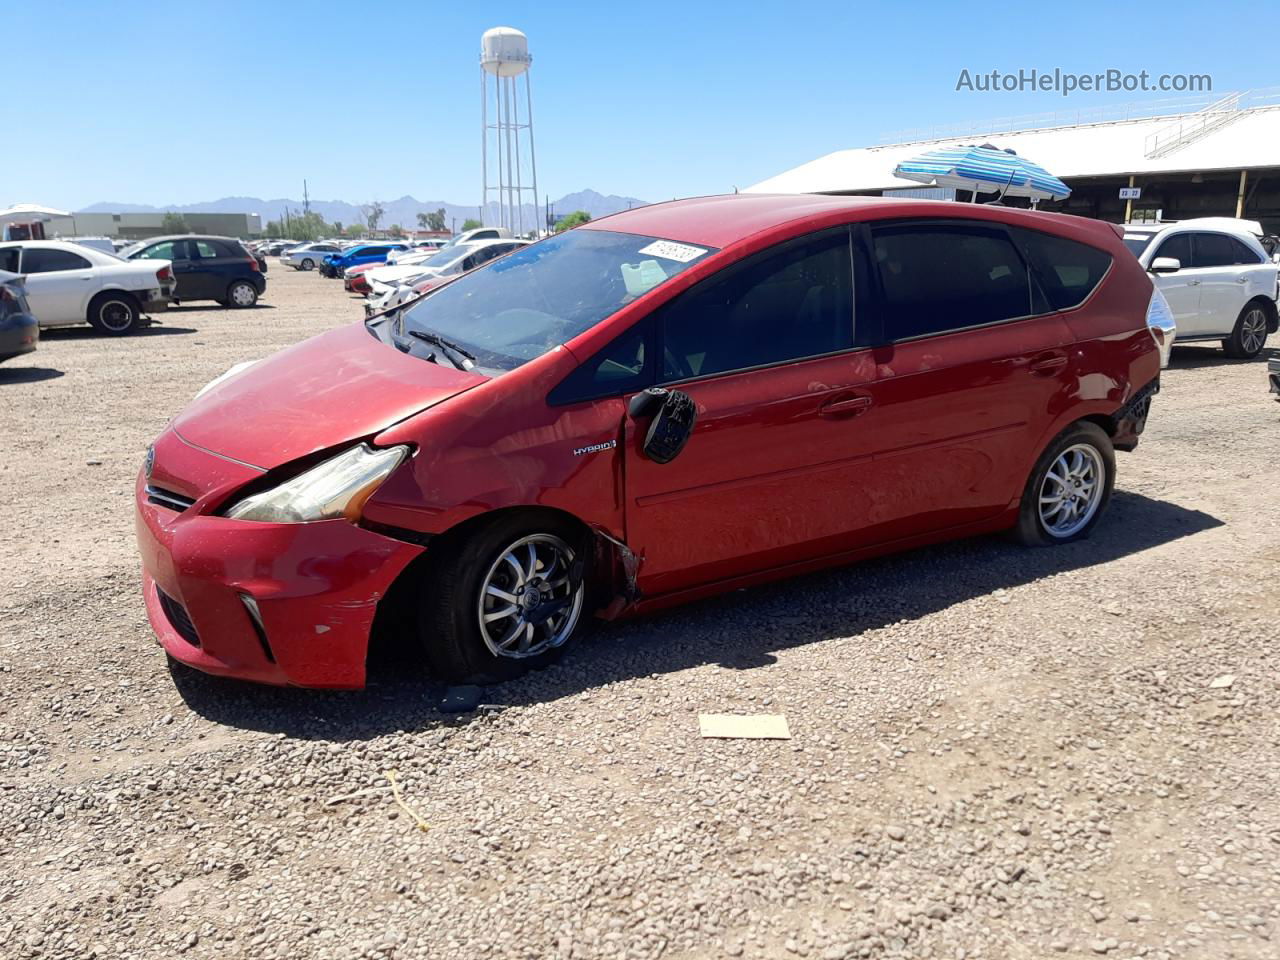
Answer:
[418, 246, 473, 270]
[1123, 234, 1155, 257]
[117, 241, 145, 258]
[393, 229, 716, 374]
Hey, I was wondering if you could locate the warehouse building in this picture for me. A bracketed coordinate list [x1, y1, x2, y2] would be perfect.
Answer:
[746, 89, 1280, 234]
[40, 211, 262, 241]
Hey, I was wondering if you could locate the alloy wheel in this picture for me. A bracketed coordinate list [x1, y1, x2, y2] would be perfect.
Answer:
[1038, 444, 1105, 538]
[1241, 308, 1268, 355]
[476, 534, 583, 659]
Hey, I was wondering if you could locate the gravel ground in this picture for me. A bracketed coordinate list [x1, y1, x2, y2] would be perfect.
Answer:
[1, 265, 1278, 960]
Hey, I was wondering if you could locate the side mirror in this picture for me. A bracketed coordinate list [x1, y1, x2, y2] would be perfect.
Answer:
[628, 387, 697, 464]
[1150, 257, 1181, 274]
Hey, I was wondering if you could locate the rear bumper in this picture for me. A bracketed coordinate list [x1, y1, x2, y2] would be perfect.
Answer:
[1268, 359, 1280, 401]
[135, 467, 424, 688]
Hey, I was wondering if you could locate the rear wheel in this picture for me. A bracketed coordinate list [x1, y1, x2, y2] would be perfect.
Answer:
[87, 292, 141, 335]
[226, 280, 258, 308]
[1013, 421, 1115, 546]
[418, 513, 589, 683]
[1222, 303, 1270, 359]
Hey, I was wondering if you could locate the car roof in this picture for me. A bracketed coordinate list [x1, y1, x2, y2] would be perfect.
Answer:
[133, 234, 241, 243]
[1124, 217, 1265, 239]
[582, 193, 1121, 250]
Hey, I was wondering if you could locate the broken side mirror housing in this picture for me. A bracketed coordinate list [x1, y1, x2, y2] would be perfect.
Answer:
[1150, 257, 1181, 274]
[629, 387, 697, 464]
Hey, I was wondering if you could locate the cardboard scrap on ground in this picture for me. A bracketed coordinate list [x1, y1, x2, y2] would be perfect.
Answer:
[699, 713, 791, 740]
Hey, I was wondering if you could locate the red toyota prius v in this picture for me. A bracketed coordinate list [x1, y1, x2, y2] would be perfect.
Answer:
[135, 195, 1172, 689]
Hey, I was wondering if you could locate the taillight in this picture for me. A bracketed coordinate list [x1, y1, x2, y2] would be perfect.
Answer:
[1146, 287, 1176, 369]
[248, 258, 261, 272]
[156, 266, 173, 283]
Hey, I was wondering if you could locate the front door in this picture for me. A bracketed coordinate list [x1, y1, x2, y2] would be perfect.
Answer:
[623, 228, 882, 597]
[135, 239, 197, 300]
[1148, 234, 1202, 334]
[20, 246, 96, 325]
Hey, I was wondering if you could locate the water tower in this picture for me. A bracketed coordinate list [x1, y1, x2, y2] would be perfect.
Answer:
[480, 27, 539, 236]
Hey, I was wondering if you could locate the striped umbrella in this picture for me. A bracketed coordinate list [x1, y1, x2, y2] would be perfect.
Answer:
[893, 143, 1070, 202]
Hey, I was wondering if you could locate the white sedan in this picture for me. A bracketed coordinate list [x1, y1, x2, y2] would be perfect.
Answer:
[0, 240, 174, 334]
[281, 242, 342, 271]
[1123, 218, 1279, 359]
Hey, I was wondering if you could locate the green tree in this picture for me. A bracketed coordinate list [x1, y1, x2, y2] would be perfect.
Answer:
[417, 208, 446, 232]
[160, 211, 189, 233]
[346, 223, 365, 238]
[332, 221, 343, 236]
[461, 218, 483, 232]
[388, 224, 404, 238]
[553, 210, 592, 233]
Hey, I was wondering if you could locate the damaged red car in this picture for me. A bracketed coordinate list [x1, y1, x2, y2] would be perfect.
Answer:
[136, 194, 1169, 688]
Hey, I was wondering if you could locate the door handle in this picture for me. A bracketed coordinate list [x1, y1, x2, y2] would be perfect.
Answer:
[1029, 352, 1068, 375]
[1236, 276, 1249, 283]
[1188, 279, 1201, 285]
[819, 394, 873, 418]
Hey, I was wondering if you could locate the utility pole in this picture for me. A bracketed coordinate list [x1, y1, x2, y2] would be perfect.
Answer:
[303, 180, 310, 215]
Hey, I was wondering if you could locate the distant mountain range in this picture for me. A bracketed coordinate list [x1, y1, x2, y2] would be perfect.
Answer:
[79, 189, 648, 230]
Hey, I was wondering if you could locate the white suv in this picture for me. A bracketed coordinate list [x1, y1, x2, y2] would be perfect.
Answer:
[1123, 219, 1279, 359]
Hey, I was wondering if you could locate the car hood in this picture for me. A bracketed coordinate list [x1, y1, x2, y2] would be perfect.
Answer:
[172, 322, 485, 469]
[367, 264, 435, 284]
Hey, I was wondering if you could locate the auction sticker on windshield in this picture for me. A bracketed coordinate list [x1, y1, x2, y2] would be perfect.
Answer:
[637, 240, 708, 263]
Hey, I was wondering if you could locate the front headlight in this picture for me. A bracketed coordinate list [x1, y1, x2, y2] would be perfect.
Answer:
[224, 444, 409, 523]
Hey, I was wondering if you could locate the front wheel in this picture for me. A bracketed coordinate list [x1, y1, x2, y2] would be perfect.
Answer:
[226, 280, 258, 308]
[300, 258, 314, 271]
[418, 514, 589, 683]
[1013, 421, 1115, 546]
[1222, 303, 1270, 359]
[87, 292, 141, 335]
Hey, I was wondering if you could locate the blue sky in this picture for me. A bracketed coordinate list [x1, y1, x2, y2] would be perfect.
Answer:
[7, 0, 1263, 210]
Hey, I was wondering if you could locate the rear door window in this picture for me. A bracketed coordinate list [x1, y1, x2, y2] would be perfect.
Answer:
[21, 247, 92, 273]
[0, 247, 19, 273]
[1011, 227, 1113, 311]
[193, 240, 221, 259]
[1192, 232, 1260, 267]
[870, 222, 1033, 340]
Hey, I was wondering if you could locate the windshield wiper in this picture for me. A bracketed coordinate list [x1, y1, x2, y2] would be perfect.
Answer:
[406, 329, 476, 371]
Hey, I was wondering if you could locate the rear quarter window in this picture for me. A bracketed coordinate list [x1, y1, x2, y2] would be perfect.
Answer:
[1011, 227, 1113, 312]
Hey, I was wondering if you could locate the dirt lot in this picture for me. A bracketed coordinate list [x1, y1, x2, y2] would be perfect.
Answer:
[1, 265, 1277, 960]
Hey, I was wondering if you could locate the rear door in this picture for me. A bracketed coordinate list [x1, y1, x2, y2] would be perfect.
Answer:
[190, 238, 238, 301]
[20, 246, 96, 325]
[623, 227, 883, 596]
[854, 219, 1081, 541]
[1190, 231, 1268, 336]
[1148, 233, 1200, 333]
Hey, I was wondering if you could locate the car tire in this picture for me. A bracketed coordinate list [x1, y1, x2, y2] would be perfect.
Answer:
[418, 512, 591, 683]
[226, 280, 258, 308]
[1222, 302, 1270, 359]
[87, 291, 142, 335]
[301, 258, 314, 271]
[1013, 421, 1115, 547]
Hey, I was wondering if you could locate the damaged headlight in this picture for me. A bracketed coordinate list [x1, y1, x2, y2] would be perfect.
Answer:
[224, 444, 408, 524]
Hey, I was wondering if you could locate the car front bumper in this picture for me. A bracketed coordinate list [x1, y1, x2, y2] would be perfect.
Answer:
[135, 444, 424, 688]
